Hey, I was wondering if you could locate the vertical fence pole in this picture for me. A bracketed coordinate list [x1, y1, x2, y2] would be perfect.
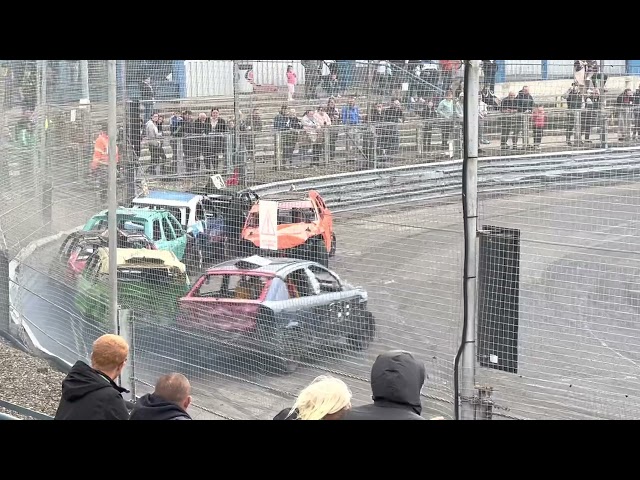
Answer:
[38, 61, 51, 233]
[107, 60, 118, 334]
[118, 308, 135, 400]
[80, 60, 90, 102]
[458, 60, 480, 420]
[0, 249, 10, 335]
[600, 59, 608, 149]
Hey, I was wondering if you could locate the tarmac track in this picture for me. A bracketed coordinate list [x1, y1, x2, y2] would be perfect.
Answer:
[15, 177, 640, 420]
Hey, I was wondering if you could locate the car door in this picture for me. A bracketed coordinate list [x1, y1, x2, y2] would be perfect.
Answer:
[282, 266, 335, 349]
[151, 218, 170, 252]
[309, 190, 332, 251]
[167, 213, 188, 260]
[305, 264, 356, 339]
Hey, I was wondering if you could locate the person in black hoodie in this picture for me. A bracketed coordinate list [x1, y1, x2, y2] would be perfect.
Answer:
[54, 334, 130, 420]
[340, 349, 426, 420]
[129, 373, 192, 420]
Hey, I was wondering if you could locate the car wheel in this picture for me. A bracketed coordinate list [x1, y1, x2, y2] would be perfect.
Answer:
[347, 310, 376, 351]
[255, 309, 300, 375]
[310, 237, 329, 267]
[240, 239, 257, 258]
[329, 233, 337, 257]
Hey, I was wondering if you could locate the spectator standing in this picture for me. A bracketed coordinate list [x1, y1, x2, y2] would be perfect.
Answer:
[574, 60, 587, 92]
[416, 97, 437, 152]
[314, 105, 332, 161]
[180, 110, 200, 174]
[274, 375, 352, 420]
[375, 60, 392, 96]
[499, 91, 518, 150]
[326, 97, 341, 160]
[617, 88, 634, 142]
[514, 86, 535, 148]
[340, 350, 426, 420]
[206, 107, 229, 172]
[582, 89, 600, 143]
[140, 75, 155, 122]
[300, 109, 323, 166]
[145, 113, 165, 175]
[242, 107, 263, 160]
[482, 60, 498, 93]
[54, 334, 130, 420]
[531, 106, 546, 150]
[274, 105, 297, 167]
[633, 85, 640, 141]
[478, 94, 490, 144]
[286, 65, 297, 101]
[129, 373, 192, 420]
[439, 60, 460, 92]
[342, 97, 361, 156]
[436, 90, 462, 149]
[91, 123, 120, 203]
[384, 98, 404, 156]
[563, 83, 584, 146]
[364, 102, 384, 160]
[169, 111, 183, 172]
[325, 73, 340, 98]
[481, 86, 500, 111]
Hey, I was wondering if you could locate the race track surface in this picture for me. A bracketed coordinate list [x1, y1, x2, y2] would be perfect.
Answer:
[16, 178, 640, 420]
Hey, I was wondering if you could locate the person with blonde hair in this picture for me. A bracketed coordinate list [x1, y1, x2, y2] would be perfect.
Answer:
[273, 375, 352, 420]
[54, 333, 130, 420]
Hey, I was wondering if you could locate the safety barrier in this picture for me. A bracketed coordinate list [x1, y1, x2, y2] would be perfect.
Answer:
[248, 147, 640, 212]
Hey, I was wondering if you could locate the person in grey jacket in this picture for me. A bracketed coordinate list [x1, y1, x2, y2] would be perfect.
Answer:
[129, 373, 192, 420]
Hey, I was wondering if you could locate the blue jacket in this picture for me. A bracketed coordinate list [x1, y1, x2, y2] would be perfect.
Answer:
[341, 106, 360, 125]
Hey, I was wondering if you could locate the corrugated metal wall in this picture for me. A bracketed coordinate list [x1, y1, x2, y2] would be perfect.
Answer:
[184, 60, 631, 98]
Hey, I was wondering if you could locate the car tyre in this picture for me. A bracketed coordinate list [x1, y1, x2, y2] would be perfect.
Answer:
[329, 233, 337, 257]
[255, 308, 300, 375]
[310, 237, 329, 267]
[347, 310, 376, 351]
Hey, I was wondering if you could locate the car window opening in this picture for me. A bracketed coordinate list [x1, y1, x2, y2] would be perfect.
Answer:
[196, 274, 268, 300]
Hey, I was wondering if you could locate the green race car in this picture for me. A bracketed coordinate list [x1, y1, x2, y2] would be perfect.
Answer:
[75, 247, 191, 328]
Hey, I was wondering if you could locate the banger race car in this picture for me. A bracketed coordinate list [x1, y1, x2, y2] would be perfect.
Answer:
[49, 228, 156, 281]
[240, 190, 336, 267]
[174, 255, 375, 374]
[82, 207, 190, 263]
[75, 247, 190, 327]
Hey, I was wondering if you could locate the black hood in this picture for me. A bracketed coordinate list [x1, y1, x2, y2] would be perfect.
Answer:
[370, 350, 426, 415]
[61, 360, 127, 402]
[129, 393, 192, 420]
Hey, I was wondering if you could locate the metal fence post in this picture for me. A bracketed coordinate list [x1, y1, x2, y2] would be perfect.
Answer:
[225, 133, 233, 175]
[372, 129, 378, 170]
[118, 307, 135, 402]
[523, 113, 530, 149]
[274, 132, 282, 171]
[575, 110, 582, 144]
[417, 121, 424, 156]
[457, 60, 481, 420]
[0, 249, 10, 336]
[107, 60, 118, 334]
[324, 128, 330, 166]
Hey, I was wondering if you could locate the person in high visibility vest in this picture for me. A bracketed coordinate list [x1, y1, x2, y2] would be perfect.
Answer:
[91, 124, 120, 203]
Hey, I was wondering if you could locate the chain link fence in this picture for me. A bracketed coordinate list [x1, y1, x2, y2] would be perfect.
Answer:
[2, 60, 640, 419]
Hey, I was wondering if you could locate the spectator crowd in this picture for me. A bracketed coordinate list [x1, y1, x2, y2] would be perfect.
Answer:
[52, 333, 444, 420]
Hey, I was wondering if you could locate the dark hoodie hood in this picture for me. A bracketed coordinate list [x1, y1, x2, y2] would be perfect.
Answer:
[61, 360, 127, 402]
[129, 393, 192, 420]
[370, 350, 426, 415]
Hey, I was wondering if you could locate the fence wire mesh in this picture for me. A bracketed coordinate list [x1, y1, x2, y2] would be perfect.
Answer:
[2, 59, 640, 420]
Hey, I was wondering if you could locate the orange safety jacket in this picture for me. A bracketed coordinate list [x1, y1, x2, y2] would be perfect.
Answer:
[90, 132, 119, 171]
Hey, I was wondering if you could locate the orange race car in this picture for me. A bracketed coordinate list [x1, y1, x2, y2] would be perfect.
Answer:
[239, 190, 336, 266]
